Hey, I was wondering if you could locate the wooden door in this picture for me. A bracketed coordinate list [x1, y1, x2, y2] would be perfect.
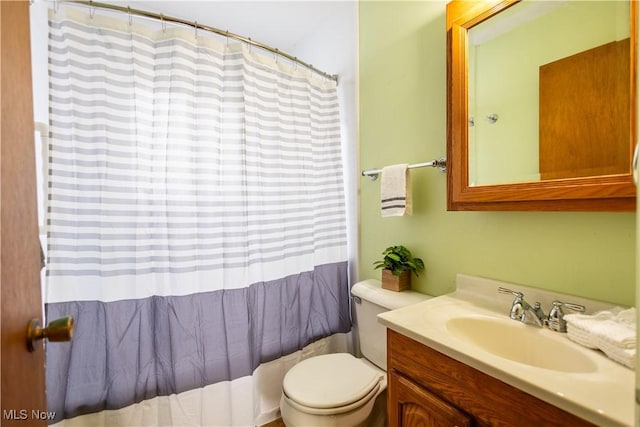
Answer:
[1, 1, 48, 425]
[539, 39, 631, 180]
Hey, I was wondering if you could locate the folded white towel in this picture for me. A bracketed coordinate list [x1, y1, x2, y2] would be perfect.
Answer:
[597, 325, 636, 349]
[615, 307, 636, 327]
[599, 343, 635, 369]
[566, 324, 599, 349]
[565, 308, 636, 350]
[565, 307, 636, 370]
[380, 164, 412, 217]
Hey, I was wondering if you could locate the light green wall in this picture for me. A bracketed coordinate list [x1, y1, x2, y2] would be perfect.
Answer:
[358, 0, 635, 306]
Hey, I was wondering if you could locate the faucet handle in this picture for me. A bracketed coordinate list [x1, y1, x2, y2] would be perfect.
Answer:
[498, 287, 526, 321]
[547, 300, 586, 332]
[557, 301, 586, 313]
[498, 287, 523, 299]
[550, 300, 586, 313]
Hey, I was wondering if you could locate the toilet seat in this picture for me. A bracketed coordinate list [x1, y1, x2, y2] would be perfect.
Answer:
[282, 353, 384, 414]
[282, 382, 381, 416]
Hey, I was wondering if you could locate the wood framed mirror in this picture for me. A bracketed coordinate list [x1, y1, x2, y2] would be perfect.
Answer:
[446, 0, 637, 211]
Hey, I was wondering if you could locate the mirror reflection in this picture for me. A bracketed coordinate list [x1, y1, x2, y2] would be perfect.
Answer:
[468, 1, 631, 186]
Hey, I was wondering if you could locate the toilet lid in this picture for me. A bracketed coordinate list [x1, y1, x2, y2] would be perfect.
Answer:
[282, 353, 383, 410]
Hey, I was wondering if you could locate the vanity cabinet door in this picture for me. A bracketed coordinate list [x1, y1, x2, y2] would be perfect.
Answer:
[388, 371, 472, 427]
[387, 329, 597, 427]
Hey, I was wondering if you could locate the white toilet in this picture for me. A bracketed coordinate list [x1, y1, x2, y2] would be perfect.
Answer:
[280, 279, 431, 427]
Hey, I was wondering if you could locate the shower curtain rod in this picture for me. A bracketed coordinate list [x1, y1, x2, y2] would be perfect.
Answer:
[53, 0, 339, 84]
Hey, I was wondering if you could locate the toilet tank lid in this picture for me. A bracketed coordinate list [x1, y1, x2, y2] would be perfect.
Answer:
[351, 279, 431, 310]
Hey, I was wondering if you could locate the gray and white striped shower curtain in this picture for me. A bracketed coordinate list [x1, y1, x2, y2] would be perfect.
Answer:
[45, 8, 350, 426]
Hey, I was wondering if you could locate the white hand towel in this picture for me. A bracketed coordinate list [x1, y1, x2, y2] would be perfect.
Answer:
[596, 320, 636, 349]
[381, 164, 412, 217]
[565, 307, 637, 369]
[565, 308, 636, 350]
[615, 307, 636, 327]
[564, 310, 616, 349]
[599, 343, 635, 369]
[566, 323, 599, 349]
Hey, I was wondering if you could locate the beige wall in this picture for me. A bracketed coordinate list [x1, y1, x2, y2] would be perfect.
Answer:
[358, 1, 635, 306]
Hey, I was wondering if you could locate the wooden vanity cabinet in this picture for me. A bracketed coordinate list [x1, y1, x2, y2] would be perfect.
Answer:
[386, 329, 596, 427]
[389, 371, 472, 427]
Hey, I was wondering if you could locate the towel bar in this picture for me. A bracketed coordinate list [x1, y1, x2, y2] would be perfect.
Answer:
[361, 157, 446, 181]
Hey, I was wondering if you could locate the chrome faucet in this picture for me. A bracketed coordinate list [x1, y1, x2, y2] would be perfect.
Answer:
[498, 287, 586, 332]
[498, 287, 546, 327]
[547, 300, 585, 332]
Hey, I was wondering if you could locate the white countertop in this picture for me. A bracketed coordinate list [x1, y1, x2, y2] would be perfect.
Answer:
[377, 274, 634, 427]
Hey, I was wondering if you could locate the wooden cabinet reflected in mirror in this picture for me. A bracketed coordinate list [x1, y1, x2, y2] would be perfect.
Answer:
[446, 0, 637, 211]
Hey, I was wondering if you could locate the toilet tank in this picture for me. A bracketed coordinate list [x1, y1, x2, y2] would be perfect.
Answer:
[351, 279, 431, 371]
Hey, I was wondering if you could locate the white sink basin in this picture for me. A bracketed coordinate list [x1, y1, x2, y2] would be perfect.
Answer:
[376, 274, 635, 427]
[446, 316, 598, 373]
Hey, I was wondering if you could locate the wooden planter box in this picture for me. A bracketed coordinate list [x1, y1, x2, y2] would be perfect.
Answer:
[381, 269, 411, 292]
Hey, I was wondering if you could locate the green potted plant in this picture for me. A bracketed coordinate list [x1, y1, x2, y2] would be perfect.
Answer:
[373, 245, 425, 291]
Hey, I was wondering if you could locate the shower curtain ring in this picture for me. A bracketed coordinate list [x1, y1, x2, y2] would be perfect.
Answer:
[127, 6, 132, 26]
[89, 1, 96, 19]
[53, 0, 59, 13]
[194, 21, 198, 38]
[161, 13, 166, 32]
[225, 30, 230, 46]
[274, 48, 279, 63]
[248, 37, 252, 53]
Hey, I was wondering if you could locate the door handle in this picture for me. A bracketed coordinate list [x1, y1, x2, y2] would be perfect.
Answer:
[26, 316, 74, 352]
